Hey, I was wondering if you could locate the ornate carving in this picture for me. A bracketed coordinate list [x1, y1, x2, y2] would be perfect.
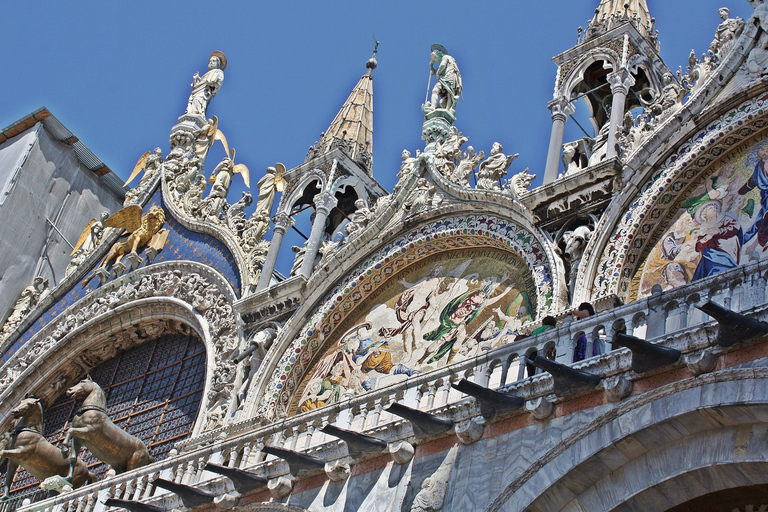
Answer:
[343, 199, 373, 239]
[404, 178, 442, 214]
[477, 143, 517, 191]
[0, 266, 238, 431]
[504, 168, 535, 197]
[410, 445, 458, 512]
[0, 278, 50, 343]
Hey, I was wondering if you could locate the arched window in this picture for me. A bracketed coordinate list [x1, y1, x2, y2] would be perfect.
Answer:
[5, 331, 206, 500]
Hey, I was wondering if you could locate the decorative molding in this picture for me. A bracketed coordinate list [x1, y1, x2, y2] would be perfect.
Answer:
[0, 262, 239, 435]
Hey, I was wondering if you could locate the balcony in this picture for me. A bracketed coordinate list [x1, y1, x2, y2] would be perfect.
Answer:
[13, 258, 768, 512]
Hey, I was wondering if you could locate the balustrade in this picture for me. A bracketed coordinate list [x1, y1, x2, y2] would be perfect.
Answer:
[16, 260, 768, 512]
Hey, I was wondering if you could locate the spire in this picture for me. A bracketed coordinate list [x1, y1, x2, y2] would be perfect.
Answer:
[585, 0, 655, 44]
[307, 44, 377, 174]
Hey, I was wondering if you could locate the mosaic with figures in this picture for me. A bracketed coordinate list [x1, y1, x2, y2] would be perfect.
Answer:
[294, 248, 535, 414]
[634, 137, 768, 298]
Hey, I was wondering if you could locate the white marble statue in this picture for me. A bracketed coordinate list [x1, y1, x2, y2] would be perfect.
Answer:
[0, 277, 49, 340]
[344, 199, 373, 237]
[710, 7, 744, 59]
[186, 51, 226, 117]
[476, 143, 518, 191]
[426, 44, 462, 112]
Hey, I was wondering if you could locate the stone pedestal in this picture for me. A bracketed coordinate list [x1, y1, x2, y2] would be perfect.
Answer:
[422, 109, 455, 150]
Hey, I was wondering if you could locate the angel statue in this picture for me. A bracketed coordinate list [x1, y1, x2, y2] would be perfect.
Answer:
[254, 163, 286, 217]
[123, 148, 163, 204]
[82, 205, 169, 284]
[70, 211, 110, 258]
[209, 129, 250, 194]
[186, 51, 226, 117]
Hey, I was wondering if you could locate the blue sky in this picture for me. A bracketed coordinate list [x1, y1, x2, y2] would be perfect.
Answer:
[2, 1, 755, 276]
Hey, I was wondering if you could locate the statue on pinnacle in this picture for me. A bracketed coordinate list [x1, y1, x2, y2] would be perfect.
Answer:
[186, 51, 226, 117]
[424, 44, 462, 114]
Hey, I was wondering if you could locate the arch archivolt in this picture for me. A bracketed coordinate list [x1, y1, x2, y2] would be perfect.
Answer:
[559, 50, 619, 98]
[0, 261, 239, 436]
[279, 171, 325, 212]
[582, 91, 768, 302]
[251, 213, 562, 420]
[488, 367, 768, 511]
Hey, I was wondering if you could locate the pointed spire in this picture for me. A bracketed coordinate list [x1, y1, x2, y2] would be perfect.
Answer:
[307, 44, 377, 173]
[586, 0, 655, 43]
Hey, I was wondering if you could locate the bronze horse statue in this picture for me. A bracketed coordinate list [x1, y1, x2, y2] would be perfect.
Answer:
[0, 397, 94, 498]
[62, 377, 155, 478]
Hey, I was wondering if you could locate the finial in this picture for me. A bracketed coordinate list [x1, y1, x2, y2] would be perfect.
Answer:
[366, 35, 379, 72]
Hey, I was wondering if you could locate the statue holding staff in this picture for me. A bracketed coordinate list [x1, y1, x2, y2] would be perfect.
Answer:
[425, 44, 462, 113]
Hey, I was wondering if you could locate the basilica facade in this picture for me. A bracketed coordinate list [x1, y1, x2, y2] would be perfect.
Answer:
[2, 1, 768, 511]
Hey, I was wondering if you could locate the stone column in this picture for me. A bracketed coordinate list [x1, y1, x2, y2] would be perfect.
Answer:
[543, 97, 576, 184]
[298, 192, 337, 278]
[605, 69, 635, 159]
[256, 212, 294, 291]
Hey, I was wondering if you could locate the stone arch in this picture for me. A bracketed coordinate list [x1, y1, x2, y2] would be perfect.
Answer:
[278, 171, 326, 215]
[0, 262, 239, 437]
[559, 51, 619, 99]
[485, 367, 768, 511]
[250, 214, 562, 420]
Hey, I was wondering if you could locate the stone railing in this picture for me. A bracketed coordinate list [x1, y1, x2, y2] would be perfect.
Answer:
[18, 259, 768, 512]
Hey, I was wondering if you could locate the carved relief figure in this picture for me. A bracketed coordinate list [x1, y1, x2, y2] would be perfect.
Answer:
[410, 445, 458, 512]
[186, 51, 226, 117]
[476, 143, 517, 191]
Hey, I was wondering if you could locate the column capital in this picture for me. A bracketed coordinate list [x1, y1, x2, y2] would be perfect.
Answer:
[314, 192, 338, 215]
[272, 212, 294, 233]
[607, 69, 635, 95]
[547, 97, 576, 122]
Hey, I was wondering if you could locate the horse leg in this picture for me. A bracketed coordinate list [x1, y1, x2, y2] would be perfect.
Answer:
[3, 461, 16, 500]
[67, 438, 81, 481]
[60, 431, 71, 457]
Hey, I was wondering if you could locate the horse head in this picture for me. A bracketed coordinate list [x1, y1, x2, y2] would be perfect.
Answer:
[66, 376, 97, 400]
[11, 396, 44, 431]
